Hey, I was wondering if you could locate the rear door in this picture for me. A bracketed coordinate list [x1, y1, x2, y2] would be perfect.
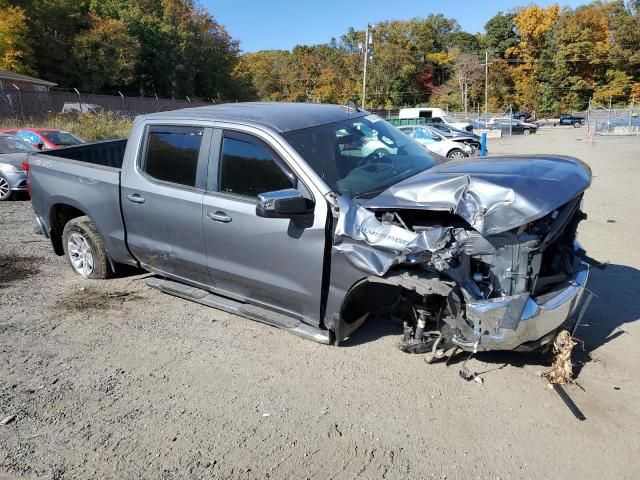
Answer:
[121, 125, 212, 285]
[202, 128, 327, 324]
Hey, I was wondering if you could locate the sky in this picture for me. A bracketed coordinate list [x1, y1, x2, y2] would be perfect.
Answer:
[203, 0, 590, 53]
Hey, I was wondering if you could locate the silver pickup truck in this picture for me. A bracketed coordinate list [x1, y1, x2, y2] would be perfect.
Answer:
[28, 103, 591, 357]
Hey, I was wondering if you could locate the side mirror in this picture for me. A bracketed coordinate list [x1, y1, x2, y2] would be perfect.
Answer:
[34, 142, 44, 150]
[256, 189, 311, 219]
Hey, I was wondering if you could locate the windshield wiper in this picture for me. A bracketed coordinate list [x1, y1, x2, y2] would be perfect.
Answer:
[352, 184, 394, 200]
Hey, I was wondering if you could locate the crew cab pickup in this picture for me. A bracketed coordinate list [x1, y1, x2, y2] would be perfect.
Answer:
[559, 114, 586, 127]
[28, 103, 591, 356]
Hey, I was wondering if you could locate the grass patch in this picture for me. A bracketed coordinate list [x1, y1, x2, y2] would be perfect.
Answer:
[0, 113, 133, 142]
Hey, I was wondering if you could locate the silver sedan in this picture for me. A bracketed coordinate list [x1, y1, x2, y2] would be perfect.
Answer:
[0, 134, 37, 201]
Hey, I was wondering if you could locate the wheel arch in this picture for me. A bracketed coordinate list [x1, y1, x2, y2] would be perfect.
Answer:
[49, 202, 88, 255]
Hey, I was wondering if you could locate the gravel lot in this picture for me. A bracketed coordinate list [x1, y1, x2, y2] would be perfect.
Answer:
[1, 127, 639, 479]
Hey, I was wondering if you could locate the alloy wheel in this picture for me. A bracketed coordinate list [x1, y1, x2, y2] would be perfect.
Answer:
[67, 232, 94, 276]
[0, 176, 9, 200]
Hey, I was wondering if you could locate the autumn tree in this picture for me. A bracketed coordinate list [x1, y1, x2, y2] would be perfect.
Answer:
[0, 0, 32, 73]
[507, 4, 560, 111]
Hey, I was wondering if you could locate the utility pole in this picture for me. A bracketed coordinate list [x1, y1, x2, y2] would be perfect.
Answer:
[361, 24, 373, 110]
[464, 81, 468, 115]
[481, 51, 491, 114]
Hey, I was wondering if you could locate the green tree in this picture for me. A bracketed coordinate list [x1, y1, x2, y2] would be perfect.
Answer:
[482, 12, 519, 56]
[74, 14, 139, 92]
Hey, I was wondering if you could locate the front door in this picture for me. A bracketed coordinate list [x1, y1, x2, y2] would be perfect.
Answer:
[202, 129, 327, 325]
[121, 125, 211, 285]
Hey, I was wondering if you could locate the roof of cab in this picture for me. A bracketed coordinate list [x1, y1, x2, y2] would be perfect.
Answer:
[141, 102, 367, 133]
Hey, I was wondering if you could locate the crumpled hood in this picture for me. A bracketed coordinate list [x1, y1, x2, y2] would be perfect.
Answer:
[361, 155, 591, 236]
[0, 153, 29, 170]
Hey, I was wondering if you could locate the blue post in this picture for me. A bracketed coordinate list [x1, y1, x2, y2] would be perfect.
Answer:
[480, 132, 487, 156]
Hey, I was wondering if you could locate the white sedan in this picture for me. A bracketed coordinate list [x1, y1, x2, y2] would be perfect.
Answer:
[397, 125, 474, 159]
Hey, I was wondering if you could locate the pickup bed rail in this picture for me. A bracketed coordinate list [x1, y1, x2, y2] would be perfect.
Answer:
[44, 139, 128, 168]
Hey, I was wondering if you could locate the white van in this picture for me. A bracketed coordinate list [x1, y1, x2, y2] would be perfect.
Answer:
[398, 107, 473, 132]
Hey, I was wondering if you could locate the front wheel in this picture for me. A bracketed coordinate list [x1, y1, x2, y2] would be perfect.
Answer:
[62, 216, 112, 279]
[573, 121, 581, 128]
[447, 149, 467, 159]
[523, 129, 531, 135]
[0, 174, 13, 201]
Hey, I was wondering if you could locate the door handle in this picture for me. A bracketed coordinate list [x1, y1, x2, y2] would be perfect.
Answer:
[207, 211, 232, 223]
[127, 193, 145, 204]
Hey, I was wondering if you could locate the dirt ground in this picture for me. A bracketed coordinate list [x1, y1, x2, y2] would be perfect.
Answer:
[1, 127, 639, 479]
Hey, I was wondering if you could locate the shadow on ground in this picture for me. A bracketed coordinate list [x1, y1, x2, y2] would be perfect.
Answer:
[342, 263, 640, 377]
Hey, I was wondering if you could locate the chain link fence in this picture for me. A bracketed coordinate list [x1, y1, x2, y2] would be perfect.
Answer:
[586, 102, 640, 136]
[0, 89, 211, 119]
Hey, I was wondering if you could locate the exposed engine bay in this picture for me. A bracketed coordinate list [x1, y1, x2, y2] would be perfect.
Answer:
[330, 157, 593, 356]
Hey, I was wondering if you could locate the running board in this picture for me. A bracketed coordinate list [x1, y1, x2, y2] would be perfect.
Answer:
[146, 277, 332, 345]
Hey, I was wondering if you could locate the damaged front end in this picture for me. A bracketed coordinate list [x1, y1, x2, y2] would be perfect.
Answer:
[330, 155, 592, 354]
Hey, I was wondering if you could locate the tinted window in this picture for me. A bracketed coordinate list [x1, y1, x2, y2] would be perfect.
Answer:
[219, 135, 293, 198]
[143, 127, 203, 187]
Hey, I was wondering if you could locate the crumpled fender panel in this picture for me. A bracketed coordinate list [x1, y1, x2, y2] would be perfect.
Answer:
[333, 196, 462, 276]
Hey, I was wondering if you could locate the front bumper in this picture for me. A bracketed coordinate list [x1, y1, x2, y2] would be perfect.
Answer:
[454, 244, 589, 351]
[4, 171, 27, 191]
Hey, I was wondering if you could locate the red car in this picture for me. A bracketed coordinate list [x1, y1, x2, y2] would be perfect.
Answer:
[0, 128, 84, 150]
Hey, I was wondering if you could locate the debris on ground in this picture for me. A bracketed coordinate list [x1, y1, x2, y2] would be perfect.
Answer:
[545, 330, 576, 385]
[1, 414, 16, 425]
[552, 384, 586, 421]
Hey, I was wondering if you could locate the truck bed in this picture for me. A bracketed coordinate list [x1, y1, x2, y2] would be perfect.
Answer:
[44, 139, 128, 168]
[28, 138, 135, 266]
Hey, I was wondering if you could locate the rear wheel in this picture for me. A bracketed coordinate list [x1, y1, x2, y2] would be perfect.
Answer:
[447, 149, 467, 159]
[62, 216, 112, 279]
[573, 121, 581, 128]
[0, 174, 13, 201]
[519, 115, 526, 121]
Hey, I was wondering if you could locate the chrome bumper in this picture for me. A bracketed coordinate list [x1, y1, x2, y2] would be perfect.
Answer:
[455, 244, 589, 351]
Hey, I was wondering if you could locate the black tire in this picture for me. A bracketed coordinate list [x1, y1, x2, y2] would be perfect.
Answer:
[573, 121, 581, 128]
[447, 149, 467, 159]
[519, 115, 526, 121]
[62, 216, 112, 279]
[523, 128, 531, 135]
[0, 173, 13, 201]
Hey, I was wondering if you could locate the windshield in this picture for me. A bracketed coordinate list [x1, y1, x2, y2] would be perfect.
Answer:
[283, 114, 437, 199]
[442, 115, 458, 123]
[0, 136, 38, 154]
[41, 131, 84, 146]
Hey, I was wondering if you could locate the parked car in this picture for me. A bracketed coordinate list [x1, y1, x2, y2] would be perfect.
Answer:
[559, 114, 585, 127]
[61, 102, 104, 114]
[397, 125, 474, 158]
[337, 121, 398, 159]
[399, 107, 474, 132]
[424, 123, 482, 150]
[487, 118, 538, 135]
[0, 129, 85, 150]
[505, 109, 532, 122]
[0, 134, 37, 201]
[27, 103, 591, 357]
[606, 114, 640, 128]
